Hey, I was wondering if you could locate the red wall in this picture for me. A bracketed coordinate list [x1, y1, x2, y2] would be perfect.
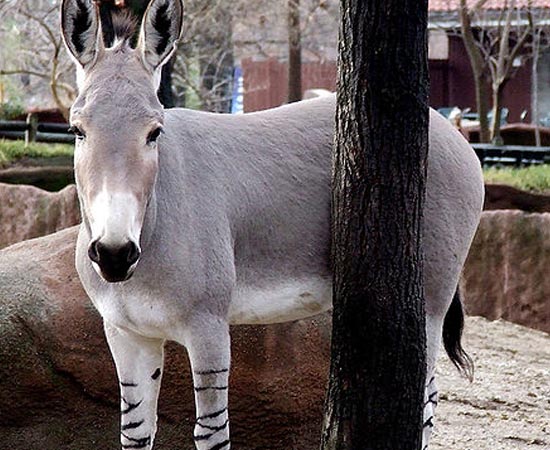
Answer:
[441, 36, 532, 123]
[242, 57, 336, 112]
[242, 38, 532, 122]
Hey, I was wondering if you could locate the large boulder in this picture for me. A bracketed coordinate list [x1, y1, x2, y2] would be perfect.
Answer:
[462, 210, 550, 334]
[0, 182, 80, 249]
[0, 227, 330, 450]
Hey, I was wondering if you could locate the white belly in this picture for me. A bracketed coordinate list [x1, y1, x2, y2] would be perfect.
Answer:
[228, 276, 332, 325]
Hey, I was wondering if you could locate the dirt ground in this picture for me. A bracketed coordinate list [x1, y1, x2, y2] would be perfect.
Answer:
[431, 317, 550, 449]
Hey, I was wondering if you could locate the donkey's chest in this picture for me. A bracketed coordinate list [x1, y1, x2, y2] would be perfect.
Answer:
[86, 283, 190, 340]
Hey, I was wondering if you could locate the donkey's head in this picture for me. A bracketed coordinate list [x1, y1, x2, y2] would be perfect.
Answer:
[61, 0, 183, 282]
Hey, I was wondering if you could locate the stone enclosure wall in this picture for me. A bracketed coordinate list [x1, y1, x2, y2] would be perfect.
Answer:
[462, 210, 550, 333]
[0, 183, 80, 249]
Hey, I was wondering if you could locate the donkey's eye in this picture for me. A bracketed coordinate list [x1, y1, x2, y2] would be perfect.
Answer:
[68, 125, 86, 139]
[147, 127, 163, 145]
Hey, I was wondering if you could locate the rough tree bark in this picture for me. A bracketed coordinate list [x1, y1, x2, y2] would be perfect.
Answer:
[288, 0, 302, 103]
[321, 0, 429, 449]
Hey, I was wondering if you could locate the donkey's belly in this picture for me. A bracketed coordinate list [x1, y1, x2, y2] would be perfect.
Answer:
[228, 276, 332, 325]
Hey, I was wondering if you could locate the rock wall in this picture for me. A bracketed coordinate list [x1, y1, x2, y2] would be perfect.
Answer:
[461, 210, 550, 334]
[0, 182, 80, 249]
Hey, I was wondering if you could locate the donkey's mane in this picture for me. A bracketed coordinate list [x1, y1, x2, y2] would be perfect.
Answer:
[109, 11, 138, 48]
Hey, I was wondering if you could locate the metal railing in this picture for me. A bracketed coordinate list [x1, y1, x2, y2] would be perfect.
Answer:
[0, 113, 74, 144]
[472, 143, 550, 167]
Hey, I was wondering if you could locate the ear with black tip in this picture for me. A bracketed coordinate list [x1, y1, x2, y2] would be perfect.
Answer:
[138, 0, 184, 72]
[61, 0, 103, 68]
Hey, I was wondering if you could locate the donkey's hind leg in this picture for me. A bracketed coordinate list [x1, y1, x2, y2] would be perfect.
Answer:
[421, 311, 444, 449]
[180, 314, 231, 450]
[104, 322, 165, 450]
[422, 373, 438, 449]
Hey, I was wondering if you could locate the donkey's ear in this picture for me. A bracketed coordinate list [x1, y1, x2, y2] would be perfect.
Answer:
[138, 0, 184, 72]
[61, 0, 102, 68]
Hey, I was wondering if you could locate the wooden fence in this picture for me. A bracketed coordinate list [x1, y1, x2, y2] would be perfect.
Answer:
[0, 113, 73, 145]
[242, 57, 336, 112]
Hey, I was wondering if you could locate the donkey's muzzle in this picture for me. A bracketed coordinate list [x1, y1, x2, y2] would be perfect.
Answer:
[88, 239, 140, 282]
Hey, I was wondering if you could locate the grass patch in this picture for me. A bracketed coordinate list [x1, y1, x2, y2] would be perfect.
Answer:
[0, 139, 74, 168]
[483, 165, 550, 193]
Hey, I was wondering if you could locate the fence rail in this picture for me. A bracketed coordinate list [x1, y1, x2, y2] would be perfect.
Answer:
[472, 143, 550, 166]
[0, 114, 74, 144]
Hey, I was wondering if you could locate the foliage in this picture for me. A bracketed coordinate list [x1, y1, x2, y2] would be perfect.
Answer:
[484, 165, 550, 193]
[0, 0, 76, 118]
[0, 101, 25, 120]
[0, 139, 73, 167]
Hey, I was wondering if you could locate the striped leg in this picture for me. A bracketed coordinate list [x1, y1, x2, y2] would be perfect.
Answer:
[422, 374, 438, 450]
[182, 317, 231, 450]
[104, 322, 165, 450]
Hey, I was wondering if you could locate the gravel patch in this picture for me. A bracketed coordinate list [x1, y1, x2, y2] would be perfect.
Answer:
[431, 316, 550, 449]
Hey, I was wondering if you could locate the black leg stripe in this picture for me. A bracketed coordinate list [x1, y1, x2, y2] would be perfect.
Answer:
[151, 368, 161, 380]
[121, 382, 138, 387]
[195, 386, 228, 392]
[121, 432, 151, 448]
[424, 391, 438, 407]
[122, 432, 151, 444]
[197, 407, 227, 421]
[208, 439, 230, 450]
[195, 368, 229, 375]
[122, 420, 144, 431]
[196, 418, 229, 432]
[423, 416, 434, 428]
[122, 444, 149, 449]
[195, 431, 215, 441]
[121, 398, 143, 415]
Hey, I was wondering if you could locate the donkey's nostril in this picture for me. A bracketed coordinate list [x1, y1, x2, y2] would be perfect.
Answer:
[88, 240, 140, 282]
[125, 241, 140, 265]
[88, 240, 100, 264]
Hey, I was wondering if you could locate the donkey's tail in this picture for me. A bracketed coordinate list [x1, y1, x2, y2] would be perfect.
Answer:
[443, 290, 474, 381]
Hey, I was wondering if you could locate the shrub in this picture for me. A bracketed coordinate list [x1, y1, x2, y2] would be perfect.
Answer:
[484, 165, 550, 193]
[0, 101, 25, 120]
[0, 139, 74, 167]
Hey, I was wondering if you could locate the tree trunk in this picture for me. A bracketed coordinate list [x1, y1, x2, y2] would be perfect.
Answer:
[490, 82, 506, 145]
[321, 0, 428, 449]
[476, 75, 491, 143]
[288, 0, 302, 103]
[459, 1, 491, 143]
[532, 30, 542, 147]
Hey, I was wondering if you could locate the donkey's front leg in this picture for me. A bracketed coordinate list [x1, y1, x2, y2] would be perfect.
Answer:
[182, 316, 231, 450]
[104, 322, 165, 450]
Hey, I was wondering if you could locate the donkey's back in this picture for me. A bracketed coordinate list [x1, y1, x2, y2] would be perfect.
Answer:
[156, 95, 483, 327]
[156, 96, 335, 324]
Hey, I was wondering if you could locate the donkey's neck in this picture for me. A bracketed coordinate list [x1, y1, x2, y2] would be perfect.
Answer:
[140, 183, 158, 252]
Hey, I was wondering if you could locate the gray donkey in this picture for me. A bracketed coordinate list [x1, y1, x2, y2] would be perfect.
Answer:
[60, 0, 484, 448]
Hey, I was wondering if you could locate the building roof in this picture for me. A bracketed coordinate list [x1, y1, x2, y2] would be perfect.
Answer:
[429, 0, 550, 11]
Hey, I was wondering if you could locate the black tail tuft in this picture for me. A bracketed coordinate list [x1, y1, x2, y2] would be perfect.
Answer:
[443, 290, 474, 382]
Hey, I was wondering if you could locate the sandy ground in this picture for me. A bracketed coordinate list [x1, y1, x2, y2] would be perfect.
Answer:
[431, 317, 550, 450]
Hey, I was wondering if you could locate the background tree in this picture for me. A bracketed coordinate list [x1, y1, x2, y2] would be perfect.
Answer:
[288, 0, 302, 102]
[321, 0, 428, 449]
[0, 0, 76, 119]
[456, 0, 550, 144]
